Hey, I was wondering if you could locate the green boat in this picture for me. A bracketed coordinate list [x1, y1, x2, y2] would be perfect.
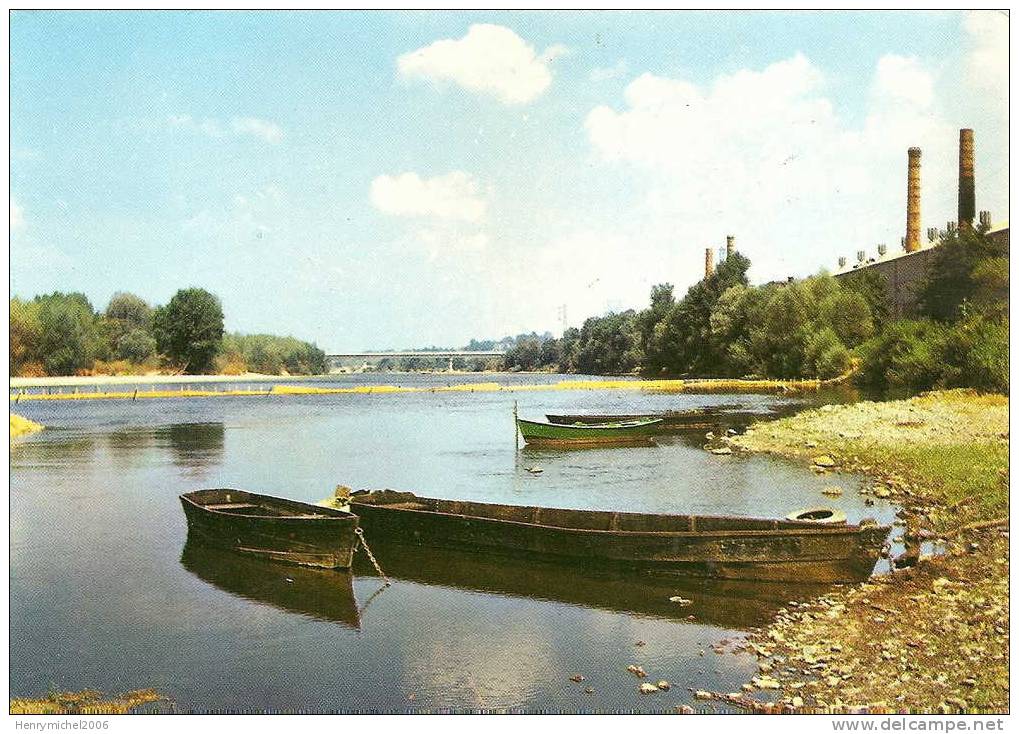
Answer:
[516, 417, 662, 446]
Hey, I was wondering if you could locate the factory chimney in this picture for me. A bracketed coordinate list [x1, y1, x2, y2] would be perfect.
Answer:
[958, 129, 975, 231]
[726, 235, 735, 259]
[704, 247, 714, 278]
[904, 147, 922, 253]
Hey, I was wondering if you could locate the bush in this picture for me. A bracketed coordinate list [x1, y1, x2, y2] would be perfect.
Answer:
[804, 327, 851, 379]
[942, 315, 1008, 393]
[117, 328, 157, 362]
[217, 333, 327, 375]
[857, 320, 948, 392]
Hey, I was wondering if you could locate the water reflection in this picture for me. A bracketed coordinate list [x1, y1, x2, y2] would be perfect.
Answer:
[158, 423, 225, 469]
[354, 540, 833, 630]
[180, 537, 360, 629]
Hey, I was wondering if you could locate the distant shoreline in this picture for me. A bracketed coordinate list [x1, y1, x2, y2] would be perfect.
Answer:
[8, 371, 519, 388]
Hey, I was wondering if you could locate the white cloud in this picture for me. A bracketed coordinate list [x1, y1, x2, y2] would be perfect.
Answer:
[10, 198, 24, 231]
[582, 52, 970, 283]
[964, 10, 1007, 94]
[168, 114, 283, 143]
[398, 24, 565, 105]
[590, 60, 628, 82]
[231, 116, 284, 143]
[872, 55, 934, 109]
[370, 171, 486, 222]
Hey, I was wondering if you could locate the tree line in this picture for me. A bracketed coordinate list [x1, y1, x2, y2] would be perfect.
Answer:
[10, 287, 327, 376]
[501, 224, 1008, 393]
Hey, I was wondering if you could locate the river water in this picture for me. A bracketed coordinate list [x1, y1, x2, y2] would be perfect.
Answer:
[9, 374, 897, 712]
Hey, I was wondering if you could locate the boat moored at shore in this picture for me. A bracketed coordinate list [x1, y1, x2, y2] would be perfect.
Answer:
[180, 488, 360, 569]
[516, 417, 662, 446]
[348, 490, 890, 583]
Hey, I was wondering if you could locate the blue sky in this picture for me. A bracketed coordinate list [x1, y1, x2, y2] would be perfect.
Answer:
[10, 11, 1008, 350]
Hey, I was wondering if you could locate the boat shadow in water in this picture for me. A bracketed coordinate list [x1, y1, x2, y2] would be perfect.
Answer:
[352, 539, 835, 630]
[180, 536, 360, 629]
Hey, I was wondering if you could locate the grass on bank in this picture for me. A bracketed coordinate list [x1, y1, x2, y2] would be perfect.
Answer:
[735, 389, 1008, 534]
[10, 413, 43, 439]
[10, 688, 162, 714]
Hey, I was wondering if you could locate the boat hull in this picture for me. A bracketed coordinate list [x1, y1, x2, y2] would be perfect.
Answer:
[546, 410, 777, 433]
[180, 489, 360, 569]
[516, 417, 661, 446]
[349, 492, 888, 583]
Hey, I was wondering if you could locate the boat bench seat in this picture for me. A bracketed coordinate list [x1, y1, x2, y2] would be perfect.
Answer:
[206, 503, 260, 510]
[381, 502, 428, 510]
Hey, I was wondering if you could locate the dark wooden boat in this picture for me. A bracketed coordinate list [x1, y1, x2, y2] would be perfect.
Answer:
[516, 417, 662, 446]
[181, 537, 360, 628]
[180, 488, 360, 569]
[348, 490, 890, 583]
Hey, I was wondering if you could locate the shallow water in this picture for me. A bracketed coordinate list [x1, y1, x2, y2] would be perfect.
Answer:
[10, 374, 898, 712]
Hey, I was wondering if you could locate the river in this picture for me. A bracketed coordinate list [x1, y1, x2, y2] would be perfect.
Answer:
[9, 374, 898, 712]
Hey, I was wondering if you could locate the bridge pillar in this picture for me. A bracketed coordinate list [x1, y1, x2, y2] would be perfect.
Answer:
[448, 356, 454, 372]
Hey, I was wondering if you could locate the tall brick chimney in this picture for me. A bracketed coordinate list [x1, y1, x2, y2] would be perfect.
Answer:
[905, 147, 922, 253]
[958, 128, 975, 231]
[726, 235, 735, 259]
[704, 247, 714, 278]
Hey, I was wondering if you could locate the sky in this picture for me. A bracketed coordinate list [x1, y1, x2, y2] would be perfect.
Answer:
[9, 10, 1009, 351]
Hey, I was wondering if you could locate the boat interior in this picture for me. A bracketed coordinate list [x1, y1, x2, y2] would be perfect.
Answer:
[352, 491, 861, 533]
[185, 489, 345, 519]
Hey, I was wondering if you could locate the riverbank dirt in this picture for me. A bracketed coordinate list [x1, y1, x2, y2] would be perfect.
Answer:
[9, 413, 43, 439]
[725, 390, 1008, 713]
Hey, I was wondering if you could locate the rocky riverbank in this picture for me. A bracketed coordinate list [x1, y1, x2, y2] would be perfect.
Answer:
[726, 390, 1008, 713]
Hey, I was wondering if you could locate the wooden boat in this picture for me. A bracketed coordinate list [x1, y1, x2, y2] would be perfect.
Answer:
[516, 417, 662, 446]
[545, 408, 777, 432]
[180, 488, 360, 569]
[348, 490, 890, 583]
[181, 537, 360, 628]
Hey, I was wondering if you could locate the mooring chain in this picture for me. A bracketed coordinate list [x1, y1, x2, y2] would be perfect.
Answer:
[354, 527, 391, 586]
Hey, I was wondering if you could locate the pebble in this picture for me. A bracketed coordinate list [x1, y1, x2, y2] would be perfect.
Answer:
[569, 674, 585, 683]
[813, 454, 837, 468]
[526, 466, 543, 474]
[627, 665, 647, 678]
[709, 446, 732, 455]
[634, 640, 646, 647]
[822, 485, 844, 497]
[694, 690, 713, 700]
[656, 680, 671, 690]
[676, 705, 695, 714]
[669, 596, 693, 606]
[874, 487, 892, 499]
[584, 687, 594, 694]
[639, 683, 659, 695]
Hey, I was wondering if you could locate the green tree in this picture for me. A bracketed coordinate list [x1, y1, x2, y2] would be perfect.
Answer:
[839, 268, 890, 324]
[574, 311, 641, 374]
[117, 328, 157, 363]
[105, 292, 152, 330]
[646, 252, 751, 375]
[33, 292, 103, 375]
[920, 224, 1008, 321]
[153, 288, 225, 373]
[10, 297, 42, 374]
[856, 319, 948, 392]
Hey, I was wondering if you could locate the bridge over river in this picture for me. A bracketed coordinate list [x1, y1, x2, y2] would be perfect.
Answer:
[327, 351, 506, 371]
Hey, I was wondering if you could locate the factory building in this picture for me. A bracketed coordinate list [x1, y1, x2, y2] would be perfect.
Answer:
[834, 128, 1009, 317]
